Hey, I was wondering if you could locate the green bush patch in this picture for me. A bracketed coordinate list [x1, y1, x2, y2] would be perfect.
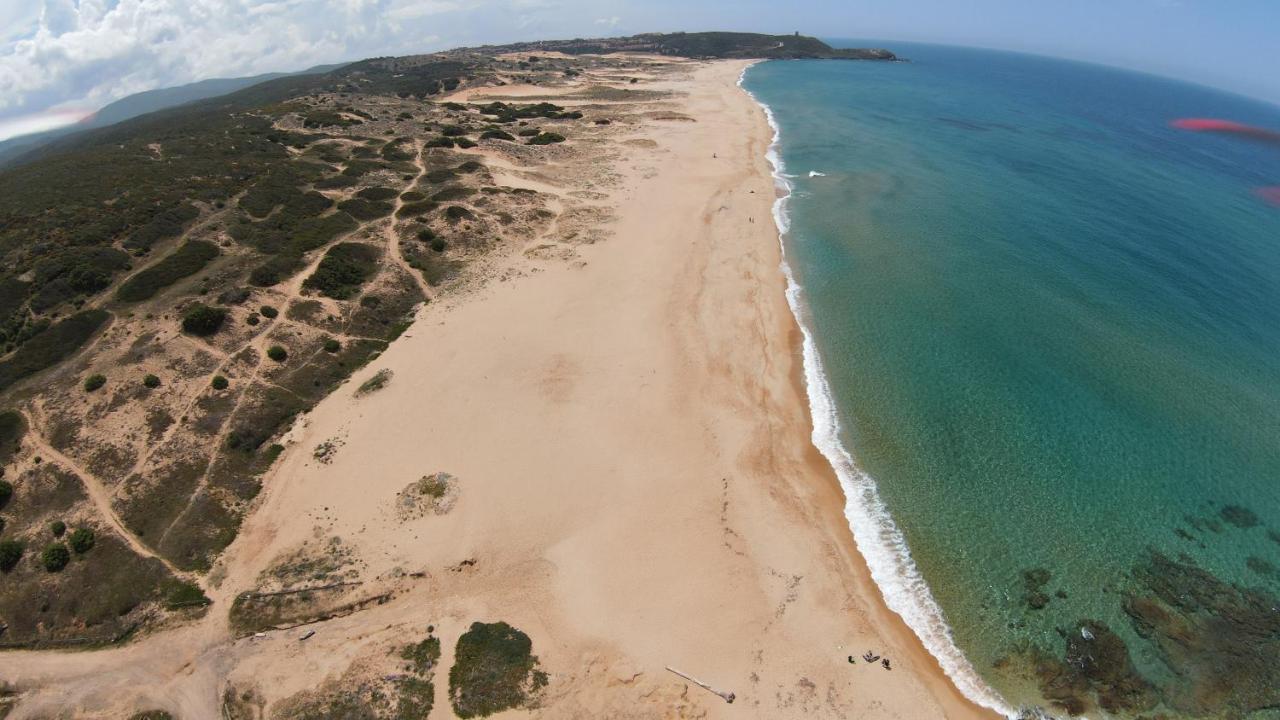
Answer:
[337, 198, 394, 221]
[41, 543, 70, 572]
[0, 539, 22, 572]
[303, 243, 380, 300]
[69, 527, 95, 553]
[356, 186, 400, 202]
[0, 310, 110, 393]
[527, 132, 565, 146]
[449, 621, 547, 718]
[181, 303, 228, 336]
[83, 373, 107, 392]
[117, 240, 219, 302]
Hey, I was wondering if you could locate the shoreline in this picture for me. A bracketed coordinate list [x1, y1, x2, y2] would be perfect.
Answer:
[740, 66, 1016, 718]
[0, 57, 1003, 719]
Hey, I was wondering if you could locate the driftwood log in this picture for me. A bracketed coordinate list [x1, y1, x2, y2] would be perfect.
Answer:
[665, 666, 735, 704]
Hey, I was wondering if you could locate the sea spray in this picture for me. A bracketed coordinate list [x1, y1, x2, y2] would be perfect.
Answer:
[738, 64, 1019, 720]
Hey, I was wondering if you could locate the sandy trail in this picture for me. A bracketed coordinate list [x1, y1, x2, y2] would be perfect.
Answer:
[0, 60, 997, 720]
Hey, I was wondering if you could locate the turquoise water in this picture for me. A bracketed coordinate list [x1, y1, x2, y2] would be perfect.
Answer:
[743, 44, 1280, 719]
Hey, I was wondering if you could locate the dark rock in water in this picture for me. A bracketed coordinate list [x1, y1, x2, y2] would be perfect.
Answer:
[1124, 551, 1280, 717]
[1055, 589, 1068, 599]
[1027, 591, 1050, 610]
[1029, 620, 1156, 716]
[1246, 556, 1276, 577]
[1267, 528, 1280, 546]
[1064, 621, 1158, 714]
[1220, 504, 1260, 529]
[1023, 567, 1052, 589]
[1174, 527, 1196, 542]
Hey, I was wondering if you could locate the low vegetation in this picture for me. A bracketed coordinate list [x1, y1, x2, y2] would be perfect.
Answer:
[116, 240, 219, 302]
[449, 621, 548, 718]
[181, 303, 227, 336]
[303, 243, 380, 299]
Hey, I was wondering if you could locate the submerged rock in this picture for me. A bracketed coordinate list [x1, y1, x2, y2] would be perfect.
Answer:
[1029, 619, 1155, 716]
[1124, 551, 1280, 717]
[1219, 504, 1260, 529]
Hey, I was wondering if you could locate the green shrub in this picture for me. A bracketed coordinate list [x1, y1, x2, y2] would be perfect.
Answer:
[444, 206, 474, 222]
[527, 132, 566, 145]
[181, 304, 228, 336]
[337, 197, 394, 221]
[267, 345, 288, 362]
[41, 543, 70, 572]
[246, 314, 260, 326]
[401, 191, 426, 202]
[480, 129, 515, 141]
[50, 520, 66, 537]
[211, 375, 229, 390]
[431, 239, 447, 253]
[357, 186, 400, 201]
[457, 160, 484, 173]
[425, 168, 456, 183]
[0, 539, 22, 572]
[0, 411, 25, 467]
[417, 228, 437, 242]
[441, 125, 468, 137]
[303, 243, 380, 300]
[259, 305, 279, 319]
[356, 369, 392, 395]
[517, 127, 540, 137]
[68, 527, 95, 553]
[455, 138, 478, 149]
[323, 338, 341, 353]
[0, 310, 110, 394]
[397, 201, 438, 218]
[431, 187, 475, 202]
[0, 480, 13, 508]
[449, 621, 547, 718]
[162, 579, 211, 609]
[116, 241, 219, 302]
[425, 137, 456, 149]
[143, 374, 161, 389]
[83, 373, 107, 392]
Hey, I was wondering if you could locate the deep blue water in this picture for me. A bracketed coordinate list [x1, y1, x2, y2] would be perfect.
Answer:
[743, 43, 1280, 718]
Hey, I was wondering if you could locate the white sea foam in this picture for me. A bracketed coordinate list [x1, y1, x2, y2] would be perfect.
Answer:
[738, 64, 1020, 720]
[808, 170, 826, 177]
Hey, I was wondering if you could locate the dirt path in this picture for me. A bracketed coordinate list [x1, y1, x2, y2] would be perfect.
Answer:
[20, 406, 191, 581]
[385, 140, 433, 300]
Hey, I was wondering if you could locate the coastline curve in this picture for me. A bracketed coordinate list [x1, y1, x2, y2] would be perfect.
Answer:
[737, 61, 1020, 720]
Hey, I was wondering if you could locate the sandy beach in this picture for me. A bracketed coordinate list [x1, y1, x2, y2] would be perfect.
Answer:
[0, 59, 999, 719]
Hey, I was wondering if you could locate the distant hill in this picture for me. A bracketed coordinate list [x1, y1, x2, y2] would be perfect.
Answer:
[0, 63, 345, 168]
[486, 31, 897, 61]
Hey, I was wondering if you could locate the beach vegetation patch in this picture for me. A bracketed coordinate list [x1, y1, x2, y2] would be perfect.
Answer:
[356, 369, 392, 395]
[304, 242, 380, 300]
[117, 241, 219, 302]
[0, 310, 109, 393]
[181, 303, 228, 336]
[449, 621, 547, 718]
[527, 132, 565, 146]
[83, 373, 107, 392]
[267, 345, 288, 363]
[143, 374, 161, 389]
[41, 543, 70, 572]
[0, 539, 22, 572]
[337, 197, 394, 221]
[68, 527, 95, 553]
[211, 375, 229, 390]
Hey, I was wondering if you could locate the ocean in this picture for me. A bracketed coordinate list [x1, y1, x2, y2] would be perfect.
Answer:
[741, 43, 1280, 719]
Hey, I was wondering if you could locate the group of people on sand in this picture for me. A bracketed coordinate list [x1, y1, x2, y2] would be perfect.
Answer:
[847, 651, 892, 671]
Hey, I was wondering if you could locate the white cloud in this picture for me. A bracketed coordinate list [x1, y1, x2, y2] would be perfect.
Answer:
[0, 108, 92, 143]
[594, 16, 620, 28]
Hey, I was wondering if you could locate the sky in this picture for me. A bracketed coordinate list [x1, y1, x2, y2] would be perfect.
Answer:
[1, 0, 1278, 142]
